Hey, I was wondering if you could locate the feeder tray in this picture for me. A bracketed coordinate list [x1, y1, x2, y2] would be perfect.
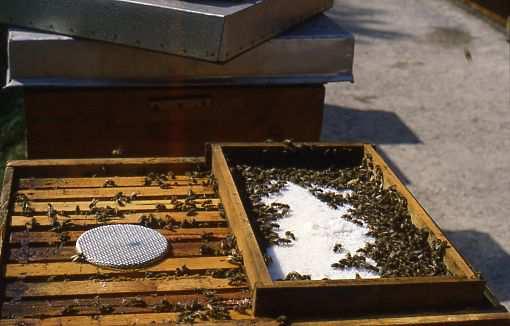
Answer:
[76, 224, 169, 269]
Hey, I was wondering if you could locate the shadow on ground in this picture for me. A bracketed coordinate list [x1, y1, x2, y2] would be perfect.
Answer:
[326, 3, 411, 42]
[445, 230, 510, 303]
[321, 104, 421, 184]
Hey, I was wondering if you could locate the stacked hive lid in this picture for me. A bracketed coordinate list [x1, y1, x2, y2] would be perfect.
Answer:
[5, 14, 354, 88]
[0, 0, 333, 63]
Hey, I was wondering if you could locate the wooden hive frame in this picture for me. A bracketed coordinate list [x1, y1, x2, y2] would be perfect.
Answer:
[209, 142, 505, 318]
[0, 157, 263, 325]
[0, 154, 509, 325]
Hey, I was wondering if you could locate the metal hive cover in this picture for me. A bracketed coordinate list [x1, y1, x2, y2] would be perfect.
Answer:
[0, 0, 333, 62]
[76, 224, 168, 269]
[6, 14, 354, 88]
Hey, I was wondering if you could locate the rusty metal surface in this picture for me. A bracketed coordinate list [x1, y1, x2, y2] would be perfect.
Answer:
[5, 14, 354, 87]
[0, 0, 332, 62]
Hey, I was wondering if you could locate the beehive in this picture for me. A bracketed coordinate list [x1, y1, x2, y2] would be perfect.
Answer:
[0, 154, 509, 325]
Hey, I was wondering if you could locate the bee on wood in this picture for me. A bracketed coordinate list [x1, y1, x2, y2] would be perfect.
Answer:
[333, 243, 343, 253]
[47, 203, 57, 218]
[25, 217, 39, 231]
[121, 297, 147, 307]
[71, 252, 86, 263]
[200, 244, 216, 256]
[152, 299, 173, 312]
[89, 198, 99, 210]
[201, 232, 214, 241]
[186, 207, 197, 217]
[62, 305, 79, 315]
[155, 203, 166, 211]
[175, 265, 191, 277]
[276, 315, 289, 326]
[284, 271, 311, 281]
[111, 147, 123, 156]
[99, 304, 114, 314]
[103, 179, 116, 188]
[227, 253, 243, 266]
[181, 218, 197, 228]
[21, 199, 34, 217]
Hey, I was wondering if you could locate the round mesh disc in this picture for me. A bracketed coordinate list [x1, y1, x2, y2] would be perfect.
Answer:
[76, 224, 168, 269]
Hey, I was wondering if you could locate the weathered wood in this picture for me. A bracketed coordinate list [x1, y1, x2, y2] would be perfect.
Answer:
[2, 291, 250, 318]
[0, 167, 15, 286]
[7, 241, 223, 263]
[10, 211, 224, 230]
[16, 185, 214, 201]
[0, 311, 256, 325]
[9, 227, 230, 245]
[254, 277, 487, 318]
[455, 0, 509, 26]
[8, 157, 206, 178]
[292, 312, 510, 325]
[5, 256, 238, 279]
[12, 198, 221, 214]
[211, 145, 272, 289]
[365, 145, 476, 278]
[18, 176, 208, 189]
[23, 86, 325, 159]
[5, 277, 244, 298]
[0, 24, 6, 88]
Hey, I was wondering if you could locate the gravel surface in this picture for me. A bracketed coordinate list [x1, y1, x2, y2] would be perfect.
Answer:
[323, 0, 510, 308]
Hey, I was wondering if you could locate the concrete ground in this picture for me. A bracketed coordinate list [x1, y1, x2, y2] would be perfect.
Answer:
[323, 0, 510, 308]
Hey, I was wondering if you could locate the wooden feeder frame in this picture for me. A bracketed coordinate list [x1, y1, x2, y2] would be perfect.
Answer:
[209, 142, 489, 318]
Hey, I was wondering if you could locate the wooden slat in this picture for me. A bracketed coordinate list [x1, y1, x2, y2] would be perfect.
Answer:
[5, 256, 238, 279]
[9, 227, 230, 245]
[0, 311, 256, 326]
[211, 145, 272, 289]
[16, 185, 214, 201]
[0, 167, 16, 286]
[8, 241, 223, 262]
[254, 277, 487, 318]
[12, 198, 221, 213]
[5, 277, 244, 298]
[7, 157, 205, 168]
[18, 176, 208, 189]
[365, 145, 476, 279]
[293, 312, 510, 325]
[2, 292, 250, 318]
[10, 211, 224, 229]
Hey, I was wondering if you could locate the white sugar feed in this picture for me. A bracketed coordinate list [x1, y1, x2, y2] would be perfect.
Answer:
[262, 182, 380, 280]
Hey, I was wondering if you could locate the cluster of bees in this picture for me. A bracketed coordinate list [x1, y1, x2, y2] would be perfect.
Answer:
[149, 289, 250, 323]
[233, 146, 449, 278]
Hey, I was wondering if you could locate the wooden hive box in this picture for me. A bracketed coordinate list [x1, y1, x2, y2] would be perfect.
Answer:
[0, 157, 260, 325]
[0, 152, 509, 325]
[208, 142, 510, 320]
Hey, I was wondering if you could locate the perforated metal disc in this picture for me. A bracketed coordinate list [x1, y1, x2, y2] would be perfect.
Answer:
[76, 224, 168, 269]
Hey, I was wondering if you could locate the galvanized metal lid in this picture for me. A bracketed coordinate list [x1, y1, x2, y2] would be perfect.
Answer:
[76, 224, 168, 269]
[0, 0, 332, 62]
[5, 14, 354, 88]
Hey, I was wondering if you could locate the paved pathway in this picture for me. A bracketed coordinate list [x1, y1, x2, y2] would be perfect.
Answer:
[324, 0, 510, 308]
